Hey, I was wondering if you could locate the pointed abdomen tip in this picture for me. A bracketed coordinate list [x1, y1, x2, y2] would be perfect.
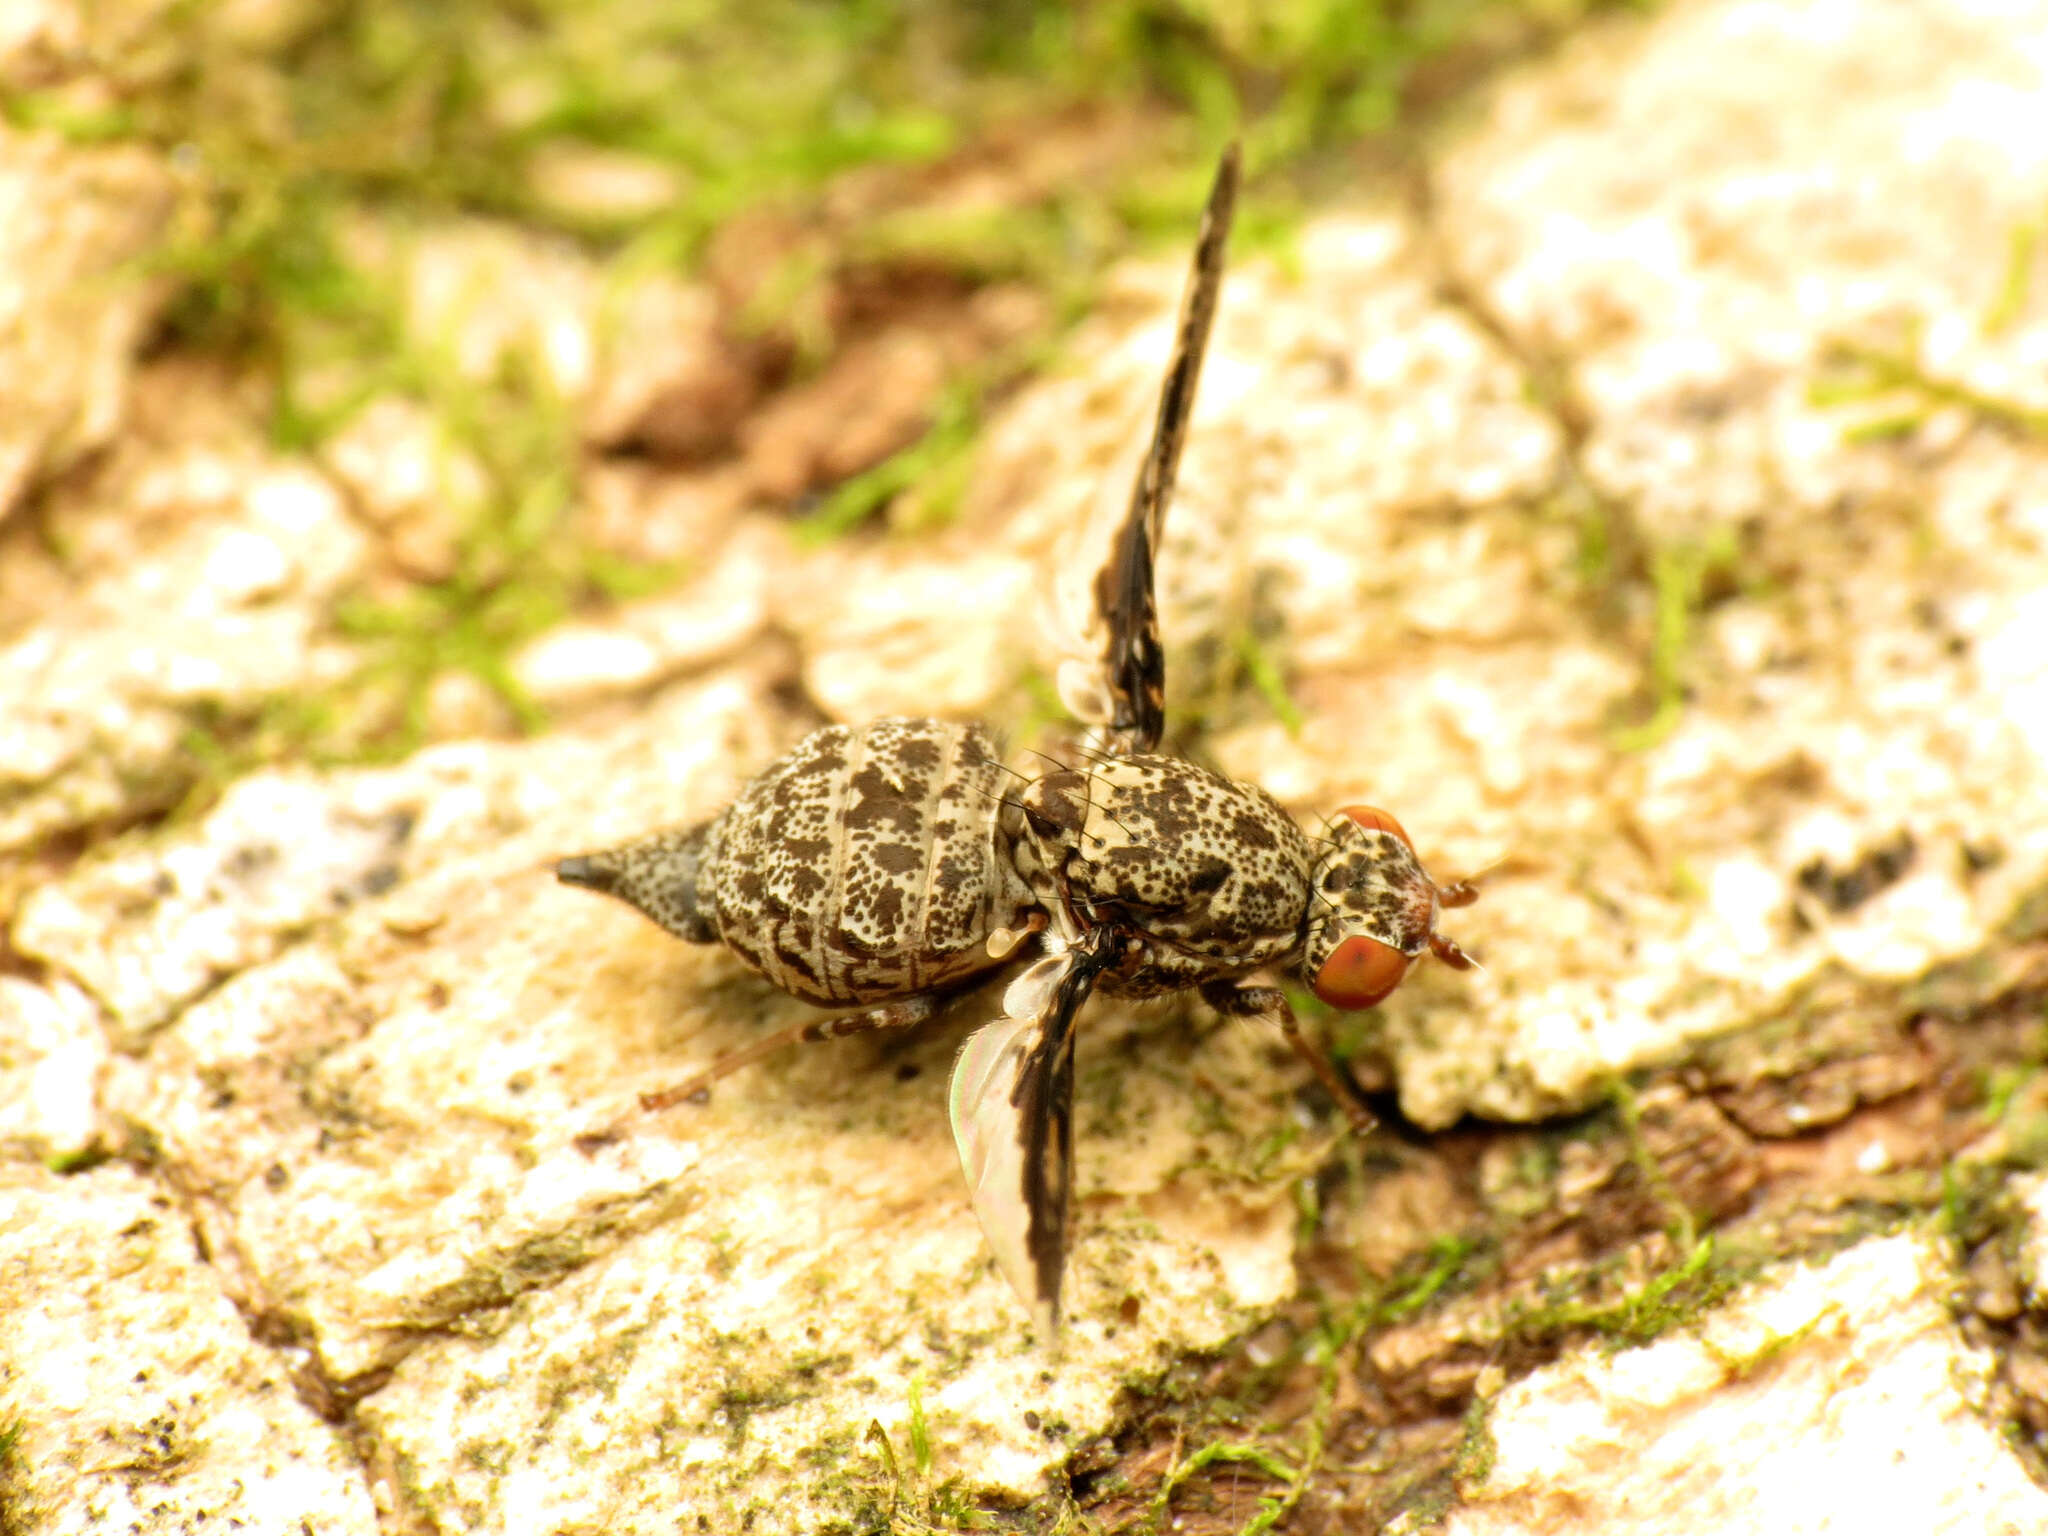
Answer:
[555, 854, 603, 889]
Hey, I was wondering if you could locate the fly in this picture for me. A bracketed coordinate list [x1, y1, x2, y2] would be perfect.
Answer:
[556, 144, 1482, 1335]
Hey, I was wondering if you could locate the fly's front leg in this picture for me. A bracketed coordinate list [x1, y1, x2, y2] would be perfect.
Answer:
[1200, 980, 1377, 1137]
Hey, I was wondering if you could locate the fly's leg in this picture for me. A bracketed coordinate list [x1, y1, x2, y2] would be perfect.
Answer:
[639, 995, 943, 1112]
[577, 996, 944, 1151]
[1201, 980, 1377, 1137]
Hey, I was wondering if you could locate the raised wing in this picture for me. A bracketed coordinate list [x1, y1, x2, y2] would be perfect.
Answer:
[947, 928, 1118, 1336]
[1058, 142, 1240, 756]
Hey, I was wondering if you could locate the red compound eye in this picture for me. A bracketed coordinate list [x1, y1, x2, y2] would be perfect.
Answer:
[1312, 935, 1412, 1010]
[1337, 805, 1412, 849]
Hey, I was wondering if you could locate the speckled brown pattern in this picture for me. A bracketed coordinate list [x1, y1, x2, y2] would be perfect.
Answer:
[701, 718, 1033, 1006]
[555, 822, 716, 945]
[557, 720, 1033, 1007]
[1013, 756, 1315, 996]
[1300, 818, 1443, 979]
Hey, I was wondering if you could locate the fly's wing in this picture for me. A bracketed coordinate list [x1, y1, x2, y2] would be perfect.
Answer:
[948, 930, 1117, 1336]
[1057, 142, 1240, 756]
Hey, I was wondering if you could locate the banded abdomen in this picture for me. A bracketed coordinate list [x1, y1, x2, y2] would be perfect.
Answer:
[700, 718, 1032, 1006]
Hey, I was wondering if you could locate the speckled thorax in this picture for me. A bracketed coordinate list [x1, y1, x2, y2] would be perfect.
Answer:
[1011, 754, 1316, 996]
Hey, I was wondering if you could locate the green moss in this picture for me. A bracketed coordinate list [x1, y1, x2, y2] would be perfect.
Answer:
[1978, 1064, 2040, 1128]
[847, 1408, 1004, 1533]
[1699, 1305, 1834, 1384]
[1450, 1390, 1497, 1491]
[41, 1143, 112, 1176]
[1606, 1076, 1698, 1250]
[796, 381, 984, 545]
[1812, 329, 2048, 440]
[0, 89, 137, 143]
[1998, 880, 2048, 948]
[2002, 1111, 2048, 1169]
[1983, 218, 2041, 338]
[1837, 407, 1933, 445]
[1550, 482, 1616, 591]
[906, 1372, 934, 1477]
[1133, 1237, 1486, 1535]
[1504, 1234, 1738, 1350]
[1149, 1438, 1300, 1533]
[459, 1437, 514, 1476]
[1666, 858, 1706, 904]
[712, 1376, 804, 1450]
[89, 3, 1067, 783]
[1939, 1160, 2015, 1251]
[0, 1414, 31, 1536]
[1610, 527, 1742, 752]
[1371, 1235, 1482, 1326]
[1232, 629, 1306, 738]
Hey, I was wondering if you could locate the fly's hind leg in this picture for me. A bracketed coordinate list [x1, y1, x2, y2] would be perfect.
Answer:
[1201, 980, 1377, 1137]
[640, 995, 943, 1112]
[576, 995, 942, 1151]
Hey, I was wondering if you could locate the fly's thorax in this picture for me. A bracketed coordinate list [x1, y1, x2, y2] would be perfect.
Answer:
[1015, 756, 1313, 980]
[1300, 808, 1441, 1008]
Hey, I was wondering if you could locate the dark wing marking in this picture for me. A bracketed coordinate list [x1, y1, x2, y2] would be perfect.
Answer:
[1089, 142, 1239, 756]
[947, 926, 1118, 1336]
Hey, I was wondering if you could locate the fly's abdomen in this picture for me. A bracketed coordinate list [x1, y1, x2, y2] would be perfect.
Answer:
[706, 718, 1028, 1006]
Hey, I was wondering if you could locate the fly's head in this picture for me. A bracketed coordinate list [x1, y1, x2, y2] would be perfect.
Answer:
[1301, 806, 1478, 1009]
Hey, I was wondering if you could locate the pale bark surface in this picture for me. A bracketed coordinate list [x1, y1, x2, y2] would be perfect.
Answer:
[5, 0, 2048, 1530]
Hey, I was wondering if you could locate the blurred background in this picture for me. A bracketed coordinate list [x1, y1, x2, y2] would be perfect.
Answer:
[0, 0, 1621, 792]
